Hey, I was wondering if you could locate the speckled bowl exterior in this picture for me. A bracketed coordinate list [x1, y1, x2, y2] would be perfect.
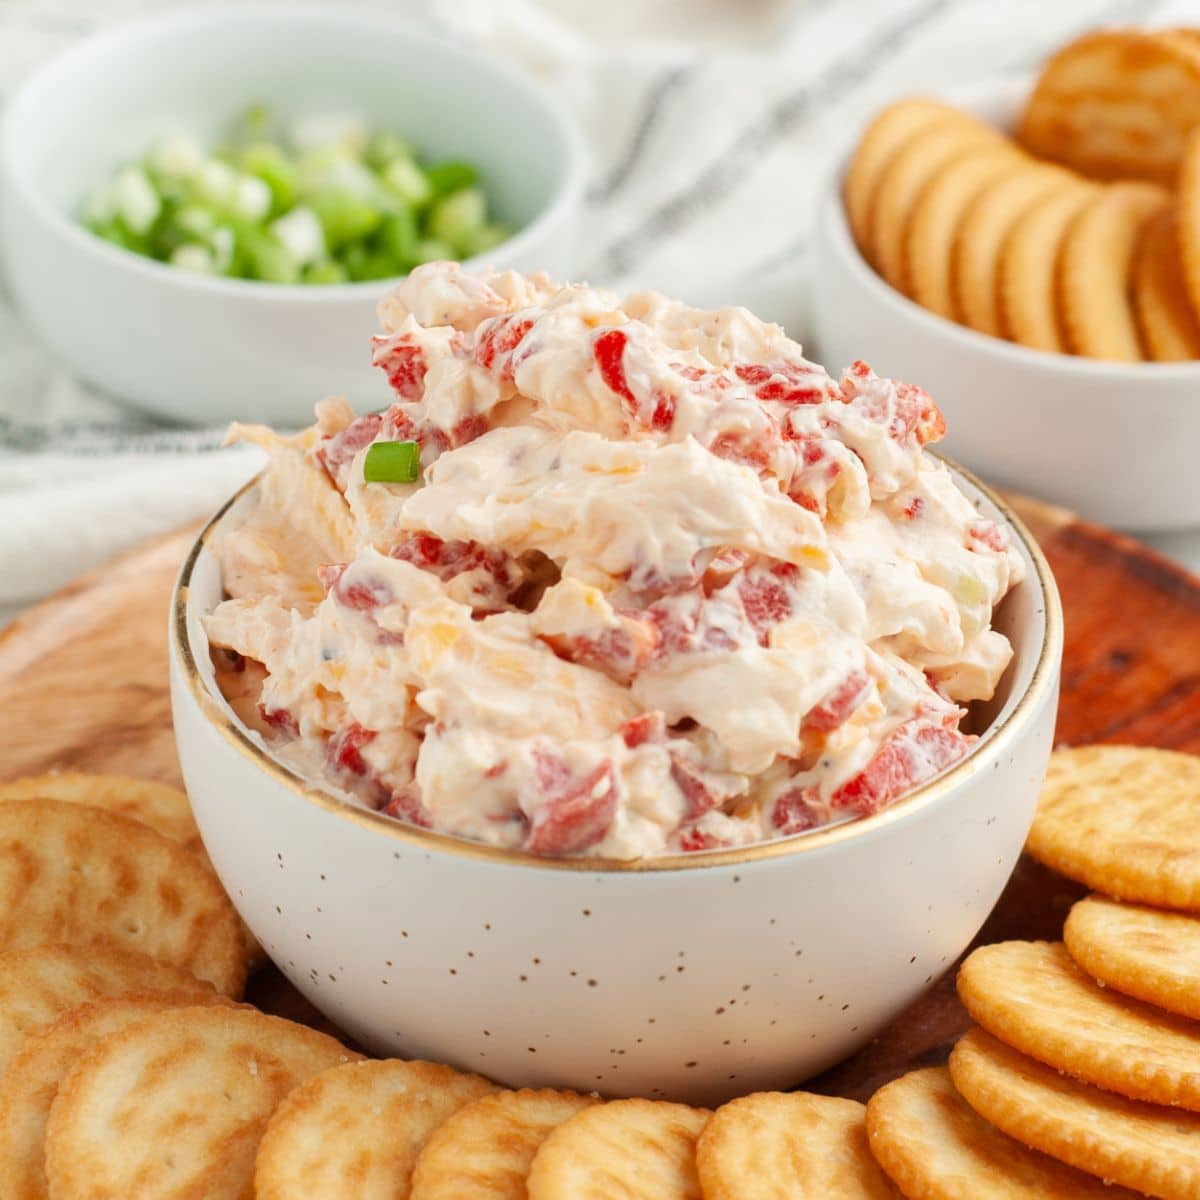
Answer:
[170, 465, 1061, 1105]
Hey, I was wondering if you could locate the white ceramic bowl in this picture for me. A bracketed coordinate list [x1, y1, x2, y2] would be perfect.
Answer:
[810, 81, 1200, 533]
[0, 7, 583, 426]
[170, 462, 1061, 1105]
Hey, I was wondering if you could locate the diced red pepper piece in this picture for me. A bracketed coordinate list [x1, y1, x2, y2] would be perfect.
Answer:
[327, 724, 377, 777]
[803, 669, 870, 734]
[391, 533, 521, 609]
[315, 412, 383, 482]
[707, 429, 774, 472]
[540, 612, 661, 685]
[648, 589, 741, 656]
[619, 712, 665, 749]
[430, 412, 490, 452]
[380, 788, 433, 828]
[968, 522, 1008, 554]
[258, 703, 299, 738]
[894, 381, 946, 445]
[771, 787, 822, 835]
[594, 328, 635, 406]
[525, 755, 618, 856]
[734, 361, 830, 406]
[474, 314, 534, 381]
[318, 563, 394, 612]
[841, 366, 946, 447]
[677, 826, 729, 852]
[829, 718, 969, 814]
[737, 566, 796, 644]
[371, 333, 428, 401]
[594, 328, 676, 432]
[669, 754, 727, 820]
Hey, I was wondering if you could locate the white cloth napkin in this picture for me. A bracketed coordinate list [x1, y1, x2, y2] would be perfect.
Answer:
[0, 0, 1190, 614]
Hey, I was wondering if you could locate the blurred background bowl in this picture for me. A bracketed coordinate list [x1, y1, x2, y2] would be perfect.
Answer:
[810, 81, 1200, 533]
[0, 6, 584, 426]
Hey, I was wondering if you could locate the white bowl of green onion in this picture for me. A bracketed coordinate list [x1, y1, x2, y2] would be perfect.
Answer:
[0, 6, 584, 424]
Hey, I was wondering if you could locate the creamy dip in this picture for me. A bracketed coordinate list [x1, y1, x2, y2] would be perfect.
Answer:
[205, 262, 1024, 858]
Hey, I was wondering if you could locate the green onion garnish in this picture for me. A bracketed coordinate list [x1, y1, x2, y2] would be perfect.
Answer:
[363, 440, 421, 484]
[78, 106, 510, 285]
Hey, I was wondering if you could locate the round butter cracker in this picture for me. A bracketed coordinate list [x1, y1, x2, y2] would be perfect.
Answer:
[410, 1088, 598, 1200]
[843, 98, 976, 260]
[866, 1066, 1142, 1199]
[1026, 745, 1200, 910]
[950, 1028, 1200, 1200]
[1000, 184, 1097, 353]
[256, 1058, 499, 1200]
[0, 798, 245, 996]
[697, 1090, 898, 1199]
[0, 942, 214, 1077]
[958, 940, 1200, 1111]
[1134, 205, 1200, 360]
[1065, 894, 1200, 1021]
[954, 164, 1074, 337]
[44, 1005, 359, 1200]
[0, 989, 231, 1200]
[906, 149, 1024, 319]
[1018, 28, 1200, 184]
[527, 1097, 709, 1200]
[1059, 182, 1167, 361]
[867, 118, 1007, 294]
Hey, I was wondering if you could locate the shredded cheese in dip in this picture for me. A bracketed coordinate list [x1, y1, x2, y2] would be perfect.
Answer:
[205, 262, 1025, 859]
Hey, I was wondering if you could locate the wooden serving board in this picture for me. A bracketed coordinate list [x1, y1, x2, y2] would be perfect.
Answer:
[1, 497, 1198, 1096]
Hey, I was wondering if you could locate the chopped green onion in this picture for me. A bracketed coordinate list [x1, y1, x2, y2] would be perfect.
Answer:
[229, 174, 272, 222]
[148, 133, 206, 181]
[350, 251, 403, 282]
[302, 259, 350, 284]
[412, 237, 454, 264]
[175, 205, 216, 239]
[366, 131, 414, 170]
[169, 243, 217, 274]
[425, 161, 478, 196]
[240, 142, 297, 213]
[462, 222, 512, 257]
[242, 230, 300, 283]
[363, 440, 421, 484]
[291, 114, 368, 156]
[269, 206, 325, 266]
[196, 158, 238, 205]
[210, 225, 237, 273]
[429, 187, 487, 253]
[78, 105, 512, 284]
[382, 158, 433, 208]
[112, 166, 160, 235]
[311, 189, 383, 248]
[377, 208, 419, 264]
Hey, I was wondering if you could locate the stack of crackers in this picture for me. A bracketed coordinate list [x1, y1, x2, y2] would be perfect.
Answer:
[845, 27, 1200, 362]
[3, 750, 1199, 1197]
[869, 745, 1200, 1200]
[0, 766, 898, 1197]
